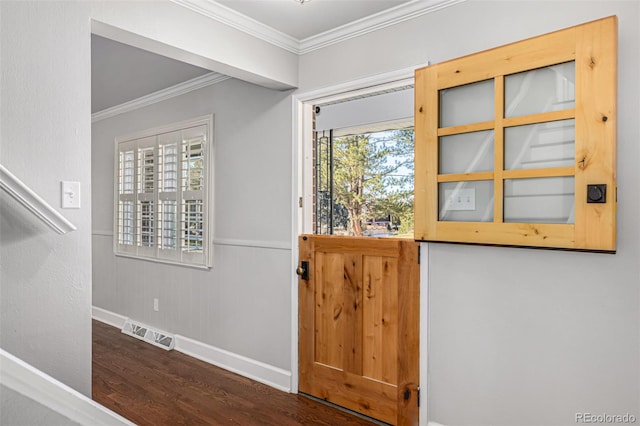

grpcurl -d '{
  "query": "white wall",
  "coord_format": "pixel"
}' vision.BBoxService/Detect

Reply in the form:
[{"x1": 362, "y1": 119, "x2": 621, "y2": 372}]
[
  {"x1": 0, "y1": 1, "x2": 94, "y2": 395},
  {"x1": 300, "y1": 1, "x2": 640, "y2": 424},
  {"x1": 1, "y1": 0, "x2": 296, "y2": 397},
  {"x1": 92, "y1": 78, "x2": 293, "y2": 370},
  {"x1": 89, "y1": 2, "x2": 298, "y2": 90}
]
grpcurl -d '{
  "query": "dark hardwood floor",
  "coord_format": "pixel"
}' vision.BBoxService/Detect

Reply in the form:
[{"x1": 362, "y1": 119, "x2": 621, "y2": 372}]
[{"x1": 92, "y1": 320, "x2": 377, "y2": 425}]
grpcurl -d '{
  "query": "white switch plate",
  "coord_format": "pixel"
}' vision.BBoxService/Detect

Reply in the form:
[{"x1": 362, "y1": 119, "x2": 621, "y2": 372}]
[
  {"x1": 61, "y1": 181, "x2": 81, "y2": 209},
  {"x1": 444, "y1": 188, "x2": 475, "y2": 211}
]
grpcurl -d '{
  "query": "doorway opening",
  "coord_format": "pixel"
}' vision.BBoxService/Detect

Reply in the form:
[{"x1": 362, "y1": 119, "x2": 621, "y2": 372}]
[
  {"x1": 292, "y1": 67, "x2": 422, "y2": 426},
  {"x1": 294, "y1": 72, "x2": 417, "y2": 237}
]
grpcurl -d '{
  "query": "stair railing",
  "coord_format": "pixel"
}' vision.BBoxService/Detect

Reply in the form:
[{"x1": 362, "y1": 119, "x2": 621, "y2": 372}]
[{"x1": 0, "y1": 164, "x2": 76, "y2": 234}]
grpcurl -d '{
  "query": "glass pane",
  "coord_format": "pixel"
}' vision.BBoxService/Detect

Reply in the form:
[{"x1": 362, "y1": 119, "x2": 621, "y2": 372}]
[
  {"x1": 315, "y1": 131, "x2": 332, "y2": 235},
  {"x1": 159, "y1": 200, "x2": 177, "y2": 250},
  {"x1": 182, "y1": 137, "x2": 204, "y2": 192},
  {"x1": 505, "y1": 61, "x2": 575, "y2": 118},
  {"x1": 440, "y1": 79, "x2": 494, "y2": 127},
  {"x1": 504, "y1": 177, "x2": 575, "y2": 224},
  {"x1": 137, "y1": 201, "x2": 155, "y2": 247},
  {"x1": 118, "y1": 200, "x2": 134, "y2": 246},
  {"x1": 182, "y1": 200, "x2": 204, "y2": 253},
  {"x1": 439, "y1": 181, "x2": 494, "y2": 222},
  {"x1": 504, "y1": 119, "x2": 575, "y2": 170},
  {"x1": 439, "y1": 130, "x2": 494, "y2": 174},
  {"x1": 158, "y1": 131, "x2": 180, "y2": 193},
  {"x1": 119, "y1": 150, "x2": 134, "y2": 195},
  {"x1": 137, "y1": 147, "x2": 155, "y2": 194}
]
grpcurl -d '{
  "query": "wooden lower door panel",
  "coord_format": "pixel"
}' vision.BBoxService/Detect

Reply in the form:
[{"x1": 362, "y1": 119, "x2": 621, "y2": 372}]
[
  {"x1": 299, "y1": 235, "x2": 420, "y2": 426},
  {"x1": 301, "y1": 364, "x2": 397, "y2": 424}
]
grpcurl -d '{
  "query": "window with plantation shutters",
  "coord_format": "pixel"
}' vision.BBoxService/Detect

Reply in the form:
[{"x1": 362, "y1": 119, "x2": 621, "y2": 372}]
[{"x1": 114, "y1": 115, "x2": 213, "y2": 268}]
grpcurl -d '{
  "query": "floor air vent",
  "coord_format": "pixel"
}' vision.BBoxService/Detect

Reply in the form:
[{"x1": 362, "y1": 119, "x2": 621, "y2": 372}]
[{"x1": 121, "y1": 319, "x2": 175, "y2": 351}]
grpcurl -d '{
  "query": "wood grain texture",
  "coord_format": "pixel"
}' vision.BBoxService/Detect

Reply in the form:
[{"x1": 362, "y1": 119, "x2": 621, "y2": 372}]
[
  {"x1": 574, "y1": 16, "x2": 617, "y2": 250},
  {"x1": 315, "y1": 251, "x2": 345, "y2": 368},
  {"x1": 396, "y1": 241, "x2": 420, "y2": 426},
  {"x1": 298, "y1": 235, "x2": 420, "y2": 425},
  {"x1": 93, "y1": 320, "x2": 376, "y2": 426},
  {"x1": 362, "y1": 255, "x2": 398, "y2": 384},
  {"x1": 414, "y1": 16, "x2": 617, "y2": 251},
  {"x1": 494, "y1": 75, "x2": 505, "y2": 223},
  {"x1": 344, "y1": 253, "x2": 364, "y2": 376},
  {"x1": 437, "y1": 172, "x2": 494, "y2": 183},
  {"x1": 503, "y1": 108, "x2": 575, "y2": 127},
  {"x1": 502, "y1": 167, "x2": 575, "y2": 180},
  {"x1": 437, "y1": 120, "x2": 495, "y2": 136},
  {"x1": 430, "y1": 23, "x2": 576, "y2": 89},
  {"x1": 432, "y1": 221, "x2": 575, "y2": 247},
  {"x1": 413, "y1": 67, "x2": 439, "y2": 241},
  {"x1": 413, "y1": 68, "x2": 429, "y2": 241}
]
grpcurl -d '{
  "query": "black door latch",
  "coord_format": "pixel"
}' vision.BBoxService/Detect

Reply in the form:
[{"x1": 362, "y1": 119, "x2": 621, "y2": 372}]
[{"x1": 296, "y1": 261, "x2": 309, "y2": 281}]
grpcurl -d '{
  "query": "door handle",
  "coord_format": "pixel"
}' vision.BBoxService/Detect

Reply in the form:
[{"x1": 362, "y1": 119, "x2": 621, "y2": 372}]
[{"x1": 296, "y1": 261, "x2": 309, "y2": 281}]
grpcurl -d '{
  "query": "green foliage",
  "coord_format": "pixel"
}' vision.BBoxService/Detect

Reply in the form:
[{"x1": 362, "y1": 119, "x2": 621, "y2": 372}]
[{"x1": 330, "y1": 128, "x2": 414, "y2": 236}]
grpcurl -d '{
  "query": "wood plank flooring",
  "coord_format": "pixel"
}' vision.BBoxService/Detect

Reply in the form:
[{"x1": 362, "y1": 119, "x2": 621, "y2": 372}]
[{"x1": 92, "y1": 320, "x2": 377, "y2": 425}]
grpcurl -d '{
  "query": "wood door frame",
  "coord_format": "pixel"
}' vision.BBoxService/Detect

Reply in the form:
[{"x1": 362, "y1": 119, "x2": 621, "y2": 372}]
[{"x1": 290, "y1": 65, "x2": 429, "y2": 424}]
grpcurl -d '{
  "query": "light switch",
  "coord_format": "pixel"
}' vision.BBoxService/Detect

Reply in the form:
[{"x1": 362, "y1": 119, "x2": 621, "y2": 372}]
[
  {"x1": 61, "y1": 181, "x2": 81, "y2": 209},
  {"x1": 445, "y1": 188, "x2": 475, "y2": 211}
]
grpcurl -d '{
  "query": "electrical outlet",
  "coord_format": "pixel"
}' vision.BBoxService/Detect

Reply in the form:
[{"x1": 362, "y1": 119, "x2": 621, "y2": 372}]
[{"x1": 153, "y1": 298, "x2": 159, "y2": 312}]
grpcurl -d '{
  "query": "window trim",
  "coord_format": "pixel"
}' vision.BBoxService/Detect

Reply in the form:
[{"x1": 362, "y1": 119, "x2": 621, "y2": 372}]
[{"x1": 113, "y1": 115, "x2": 214, "y2": 268}]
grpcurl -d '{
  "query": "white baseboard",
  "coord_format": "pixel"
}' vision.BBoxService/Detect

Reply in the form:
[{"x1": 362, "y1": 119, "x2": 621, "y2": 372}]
[
  {"x1": 92, "y1": 306, "x2": 127, "y2": 329},
  {"x1": 91, "y1": 306, "x2": 292, "y2": 393},
  {"x1": 175, "y1": 335, "x2": 292, "y2": 392}
]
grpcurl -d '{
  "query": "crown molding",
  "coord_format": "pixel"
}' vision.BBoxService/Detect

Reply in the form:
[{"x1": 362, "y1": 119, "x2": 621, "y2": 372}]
[
  {"x1": 92, "y1": 72, "x2": 230, "y2": 123},
  {"x1": 171, "y1": 0, "x2": 465, "y2": 56},
  {"x1": 299, "y1": 0, "x2": 466, "y2": 54},
  {"x1": 170, "y1": 0, "x2": 300, "y2": 54}
]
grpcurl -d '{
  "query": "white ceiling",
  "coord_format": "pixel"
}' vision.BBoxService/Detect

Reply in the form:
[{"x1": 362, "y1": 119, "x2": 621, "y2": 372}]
[
  {"x1": 91, "y1": 0, "x2": 416, "y2": 113},
  {"x1": 215, "y1": 0, "x2": 412, "y2": 40}
]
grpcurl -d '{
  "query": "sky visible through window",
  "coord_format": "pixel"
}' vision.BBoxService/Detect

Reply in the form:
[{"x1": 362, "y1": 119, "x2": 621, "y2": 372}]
[{"x1": 315, "y1": 127, "x2": 414, "y2": 238}]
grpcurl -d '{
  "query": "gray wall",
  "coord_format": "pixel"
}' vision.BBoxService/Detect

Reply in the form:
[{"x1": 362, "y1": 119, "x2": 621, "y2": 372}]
[
  {"x1": 1, "y1": 0, "x2": 296, "y2": 398},
  {"x1": 299, "y1": 1, "x2": 639, "y2": 424},
  {"x1": 0, "y1": 386, "x2": 80, "y2": 426},
  {"x1": 0, "y1": 1, "x2": 93, "y2": 395},
  {"x1": 92, "y1": 78, "x2": 293, "y2": 369},
  {"x1": 3, "y1": 1, "x2": 638, "y2": 424}
]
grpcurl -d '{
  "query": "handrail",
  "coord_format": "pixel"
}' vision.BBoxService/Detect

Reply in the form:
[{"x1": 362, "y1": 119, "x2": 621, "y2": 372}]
[
  {"x1": 0, "y1": 164, "x2": 76, "y2": 234},
  {"x1": 0, "y1": 348, "x2": 134, "y2": 425}
]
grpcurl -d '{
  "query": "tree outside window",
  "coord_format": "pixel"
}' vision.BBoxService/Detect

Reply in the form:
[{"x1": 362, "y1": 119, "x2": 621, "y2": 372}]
[{"x1": 315, "y1": 127, "x2": 414, "y2": 238}]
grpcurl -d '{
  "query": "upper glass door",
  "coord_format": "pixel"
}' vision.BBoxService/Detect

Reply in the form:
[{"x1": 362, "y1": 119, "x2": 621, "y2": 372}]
[{"x1": 414, "y1": 16, "x2": 617, "y2": 251}]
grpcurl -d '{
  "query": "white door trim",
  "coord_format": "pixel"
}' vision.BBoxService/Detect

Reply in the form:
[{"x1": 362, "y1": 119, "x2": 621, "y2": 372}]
[{"x1": 289, "y1": 63, "x2": 428, "y2": 424}]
